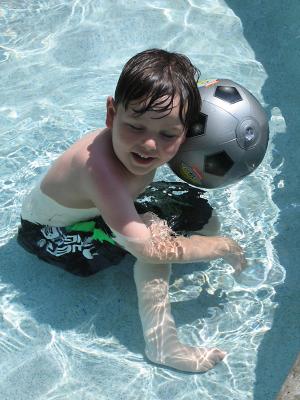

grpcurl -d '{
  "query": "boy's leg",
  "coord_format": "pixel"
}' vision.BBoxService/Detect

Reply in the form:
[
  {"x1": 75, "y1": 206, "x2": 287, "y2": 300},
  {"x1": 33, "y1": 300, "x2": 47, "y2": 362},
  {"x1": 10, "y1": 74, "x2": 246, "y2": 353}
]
[
  {"x1": 134, "y1": 260, "x2": 226, "y2": 372},
  {"x1": 188, "y1": 209, "x2": 220, "y2": 236}
]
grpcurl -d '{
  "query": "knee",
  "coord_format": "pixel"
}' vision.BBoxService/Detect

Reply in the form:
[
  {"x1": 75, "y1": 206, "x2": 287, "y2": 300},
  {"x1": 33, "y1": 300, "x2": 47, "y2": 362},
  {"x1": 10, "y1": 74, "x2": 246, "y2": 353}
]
[
  {"x1": 189, "y1": 210, "x2": 221, "y2": 236},
  {"x1": 134, "y1": 260, "x2": 172, "y2": 283}
]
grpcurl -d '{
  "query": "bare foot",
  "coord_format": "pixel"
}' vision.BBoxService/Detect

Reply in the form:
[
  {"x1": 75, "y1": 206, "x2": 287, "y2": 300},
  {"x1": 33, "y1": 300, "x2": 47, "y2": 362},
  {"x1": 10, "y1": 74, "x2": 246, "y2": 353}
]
[{"x1": 146, "y1": 342, "x2": 226, "y2": 373}]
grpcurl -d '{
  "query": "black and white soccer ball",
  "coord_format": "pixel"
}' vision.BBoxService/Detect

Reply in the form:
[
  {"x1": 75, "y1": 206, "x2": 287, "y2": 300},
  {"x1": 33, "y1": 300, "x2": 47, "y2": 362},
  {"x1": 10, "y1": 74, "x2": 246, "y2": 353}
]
[{"x1": 168, "y1": 79, "x2": 269, "y2": 189}]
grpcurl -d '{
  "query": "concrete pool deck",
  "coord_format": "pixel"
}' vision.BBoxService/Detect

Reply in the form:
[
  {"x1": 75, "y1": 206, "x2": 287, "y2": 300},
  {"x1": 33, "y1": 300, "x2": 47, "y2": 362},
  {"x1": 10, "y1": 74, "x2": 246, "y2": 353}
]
[{"x1": 277, "y1": 354, "x2": 300, "y2": 400}]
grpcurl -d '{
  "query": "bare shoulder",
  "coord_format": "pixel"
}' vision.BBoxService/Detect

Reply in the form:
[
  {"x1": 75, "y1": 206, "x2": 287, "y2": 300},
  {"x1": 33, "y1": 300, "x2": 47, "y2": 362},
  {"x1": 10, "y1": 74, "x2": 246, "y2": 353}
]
[
  {"x1": 76, "y1": 128, "x2": 123, "y2": 187},
  {"x1": 78, "y1": 130, "x2": 155, "y2": 236},
  {"x1": 79, "y1": 129, "x2": 154, "y2": 199},
  {"x1": 40, "y1": 128, "x2": 105, "y2": 206},
  {"x1": 71, "y1": 128, "x2": 106, "y2": 165}
]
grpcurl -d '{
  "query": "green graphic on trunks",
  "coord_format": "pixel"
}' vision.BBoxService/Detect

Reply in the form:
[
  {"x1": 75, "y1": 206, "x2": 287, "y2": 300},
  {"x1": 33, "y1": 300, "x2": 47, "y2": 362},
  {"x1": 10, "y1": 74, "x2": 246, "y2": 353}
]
[{"x1": 66, "y1": 221, "x2": 116, "y2": 245}]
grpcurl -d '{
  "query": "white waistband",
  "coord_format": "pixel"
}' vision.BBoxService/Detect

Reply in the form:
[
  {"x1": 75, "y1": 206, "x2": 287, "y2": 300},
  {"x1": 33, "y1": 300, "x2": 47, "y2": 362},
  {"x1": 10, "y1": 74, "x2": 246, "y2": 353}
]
[{"x1": 21, "y1": 185, "x2": 100, "y2": 227}]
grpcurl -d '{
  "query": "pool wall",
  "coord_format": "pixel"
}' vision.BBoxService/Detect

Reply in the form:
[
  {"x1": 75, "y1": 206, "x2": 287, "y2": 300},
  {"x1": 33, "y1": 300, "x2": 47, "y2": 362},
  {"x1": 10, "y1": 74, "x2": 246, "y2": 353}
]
[{"x1": 225, "y1": 1, "x2": 300, "y2": 398}]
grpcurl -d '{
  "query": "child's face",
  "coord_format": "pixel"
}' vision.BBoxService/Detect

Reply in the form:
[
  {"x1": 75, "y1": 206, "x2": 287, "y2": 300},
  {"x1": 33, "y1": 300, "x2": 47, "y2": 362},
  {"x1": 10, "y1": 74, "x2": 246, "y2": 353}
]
[{"x1": 106, "y1": 96, "x2": 186, "y2": 176}]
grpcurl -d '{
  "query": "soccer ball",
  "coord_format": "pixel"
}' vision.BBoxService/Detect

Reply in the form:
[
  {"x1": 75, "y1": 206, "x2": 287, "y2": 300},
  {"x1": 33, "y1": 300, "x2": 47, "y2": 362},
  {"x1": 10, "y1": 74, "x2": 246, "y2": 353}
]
[{"x1": 168, "y1": 79, "x2": 269, "y2": 189}]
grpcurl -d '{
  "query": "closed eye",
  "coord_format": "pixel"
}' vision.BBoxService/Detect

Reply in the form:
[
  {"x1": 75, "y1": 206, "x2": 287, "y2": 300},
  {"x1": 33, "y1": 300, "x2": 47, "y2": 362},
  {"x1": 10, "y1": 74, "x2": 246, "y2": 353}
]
[
  {"x1": 160, "y1": 131, "x2": 178, "y2": 139},
  {"x1": 127, "y1": 123, "x2": 144, "y2": 131}
]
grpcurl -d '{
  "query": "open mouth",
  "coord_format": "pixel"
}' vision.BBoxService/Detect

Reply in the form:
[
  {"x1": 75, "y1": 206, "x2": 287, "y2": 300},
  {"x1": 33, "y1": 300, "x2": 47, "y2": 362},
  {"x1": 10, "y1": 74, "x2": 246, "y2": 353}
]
[{"x1": 132, "y1": 152, "x2": 156, "y2": 165}]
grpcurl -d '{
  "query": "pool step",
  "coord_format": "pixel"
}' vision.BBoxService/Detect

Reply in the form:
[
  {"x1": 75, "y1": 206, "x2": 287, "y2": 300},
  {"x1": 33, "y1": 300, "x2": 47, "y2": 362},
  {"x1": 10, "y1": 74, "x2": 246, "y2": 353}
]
[{"x1": 276, "y1": 353, "x2": 300, "y2": 400}]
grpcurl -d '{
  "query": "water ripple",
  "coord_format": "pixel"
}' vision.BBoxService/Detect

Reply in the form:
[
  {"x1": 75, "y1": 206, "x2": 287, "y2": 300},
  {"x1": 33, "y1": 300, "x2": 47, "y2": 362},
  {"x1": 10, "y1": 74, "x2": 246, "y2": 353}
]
[{"x1": 0, "y1": 0, "x2": 285, "y2": 399}]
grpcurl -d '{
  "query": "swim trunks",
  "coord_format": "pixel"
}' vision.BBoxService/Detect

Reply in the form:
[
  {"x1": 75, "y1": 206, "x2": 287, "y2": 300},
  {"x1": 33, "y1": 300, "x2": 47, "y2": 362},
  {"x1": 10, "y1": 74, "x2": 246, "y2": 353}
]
[{"x1": 17, "y1": 181, "x2": 213, "y2": 276}]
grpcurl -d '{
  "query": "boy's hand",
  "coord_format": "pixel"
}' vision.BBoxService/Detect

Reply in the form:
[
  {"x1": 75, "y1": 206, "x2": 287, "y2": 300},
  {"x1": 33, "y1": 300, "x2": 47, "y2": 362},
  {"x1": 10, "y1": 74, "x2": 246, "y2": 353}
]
[{"x1": 221, "y1": 237, "x2": 247, "y2": 275}]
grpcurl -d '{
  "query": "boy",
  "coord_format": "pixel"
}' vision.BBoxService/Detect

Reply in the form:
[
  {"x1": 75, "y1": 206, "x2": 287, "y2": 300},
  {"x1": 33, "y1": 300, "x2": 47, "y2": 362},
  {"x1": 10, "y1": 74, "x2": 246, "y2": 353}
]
[{"x1": 18, "y1": 49, "x2": 246, "y2": 373}]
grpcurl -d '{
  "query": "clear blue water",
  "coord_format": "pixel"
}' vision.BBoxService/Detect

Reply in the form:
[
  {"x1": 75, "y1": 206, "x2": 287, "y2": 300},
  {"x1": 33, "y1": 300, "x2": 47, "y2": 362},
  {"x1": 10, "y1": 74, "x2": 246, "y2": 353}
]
[{"x1": 0, "y1": 1, "x2": 299, "y2": 399}]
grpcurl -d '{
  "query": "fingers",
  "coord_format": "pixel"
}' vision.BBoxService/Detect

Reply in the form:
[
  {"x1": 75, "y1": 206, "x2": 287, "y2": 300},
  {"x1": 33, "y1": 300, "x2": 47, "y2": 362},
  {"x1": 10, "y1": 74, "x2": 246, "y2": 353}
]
[{"x1": 222, "y1": 237, "x2": 247, "y2": 275}]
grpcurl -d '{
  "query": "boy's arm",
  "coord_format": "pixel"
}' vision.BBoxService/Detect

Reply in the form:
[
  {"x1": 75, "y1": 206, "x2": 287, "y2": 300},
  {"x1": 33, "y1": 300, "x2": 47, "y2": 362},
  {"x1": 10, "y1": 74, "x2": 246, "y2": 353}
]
[
  {"x1": 82, "y1": 168, "x2": 246, "y2": 272},
  {"x1": 112, "y1": 223, "x2": 246, "y2": 274}
]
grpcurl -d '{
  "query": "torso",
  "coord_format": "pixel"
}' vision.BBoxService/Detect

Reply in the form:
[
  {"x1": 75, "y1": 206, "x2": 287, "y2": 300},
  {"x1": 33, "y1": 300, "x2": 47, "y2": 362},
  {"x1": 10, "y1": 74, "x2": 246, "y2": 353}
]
[{"x1": 40, "y1": 129, "x2": 155, "y2": 210}]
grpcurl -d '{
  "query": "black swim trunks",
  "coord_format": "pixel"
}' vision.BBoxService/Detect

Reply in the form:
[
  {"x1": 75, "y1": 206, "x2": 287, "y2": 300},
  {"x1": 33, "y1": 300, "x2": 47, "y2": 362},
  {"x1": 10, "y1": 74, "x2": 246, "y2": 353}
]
[{"x1": 17, "y1": 181, "x2": 212, "y2": 276}]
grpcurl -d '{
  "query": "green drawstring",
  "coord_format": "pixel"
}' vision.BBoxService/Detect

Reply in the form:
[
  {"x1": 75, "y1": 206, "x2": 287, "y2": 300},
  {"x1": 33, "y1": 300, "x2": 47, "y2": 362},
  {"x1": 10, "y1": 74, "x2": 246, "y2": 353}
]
[{"x1": 66, "y1": 221, "x2": 116, "y2": 245}]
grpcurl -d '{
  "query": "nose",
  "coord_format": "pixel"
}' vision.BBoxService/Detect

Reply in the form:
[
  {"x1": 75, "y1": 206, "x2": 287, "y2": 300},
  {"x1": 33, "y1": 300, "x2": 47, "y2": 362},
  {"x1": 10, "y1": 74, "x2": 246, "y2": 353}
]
[{"x1": 141, "y1": 136, "x2": 157, "y2": 152}]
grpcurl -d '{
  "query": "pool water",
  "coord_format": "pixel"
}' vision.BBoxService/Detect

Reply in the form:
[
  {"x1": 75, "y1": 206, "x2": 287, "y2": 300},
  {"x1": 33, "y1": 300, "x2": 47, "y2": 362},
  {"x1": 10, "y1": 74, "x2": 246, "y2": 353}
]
[{"x1": 0, "y1": 1, "x2": 298, "y2": 399}]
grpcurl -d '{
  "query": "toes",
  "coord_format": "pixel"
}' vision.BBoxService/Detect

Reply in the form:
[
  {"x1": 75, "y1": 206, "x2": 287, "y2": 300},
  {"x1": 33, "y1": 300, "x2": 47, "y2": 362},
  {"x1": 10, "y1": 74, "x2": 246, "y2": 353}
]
[
  {"x1": 145, "y1": 345, "x2": 226, "y2": 373},
  {"x1": 196, "y1": 348, "x2": 227, "y2": 371},
  {"x1": 210, "y1": 348, "x2": 227, "y2": 362}
]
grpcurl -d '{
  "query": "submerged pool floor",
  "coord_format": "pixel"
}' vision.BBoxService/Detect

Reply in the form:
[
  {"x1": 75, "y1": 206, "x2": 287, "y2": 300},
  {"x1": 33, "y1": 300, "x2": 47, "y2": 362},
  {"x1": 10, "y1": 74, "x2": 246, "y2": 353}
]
[{"x1": 1, "y1": 1, "x2": 299, "y2": 399}]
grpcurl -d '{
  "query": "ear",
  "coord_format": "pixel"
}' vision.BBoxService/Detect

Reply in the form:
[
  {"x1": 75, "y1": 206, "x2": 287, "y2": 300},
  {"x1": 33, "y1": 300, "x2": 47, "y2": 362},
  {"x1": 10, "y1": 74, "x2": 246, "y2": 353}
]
[
  {"x1": 180, "y1": 131, "x2": 187, "y2": 145},
  {"x1": 106, "y1": 96, "x2": 116, "y2": 129}
]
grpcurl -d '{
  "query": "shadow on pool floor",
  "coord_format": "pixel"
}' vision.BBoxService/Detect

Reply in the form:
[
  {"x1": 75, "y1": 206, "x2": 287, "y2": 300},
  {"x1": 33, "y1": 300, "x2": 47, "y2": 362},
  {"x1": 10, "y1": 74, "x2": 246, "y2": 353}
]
[
  {"x1": 225, "y1": 1, "x2": 300, "y2": 399},
  {"x1": 0, "y1": 235, "x2": 224, "y2": 362}
]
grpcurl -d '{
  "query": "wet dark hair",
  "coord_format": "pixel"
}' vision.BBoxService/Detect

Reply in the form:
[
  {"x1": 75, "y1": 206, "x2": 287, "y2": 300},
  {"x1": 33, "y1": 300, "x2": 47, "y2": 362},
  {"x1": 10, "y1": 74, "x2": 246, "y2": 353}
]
[{"x1": 114, "y1": 49, "x2": 201, "y2": 133}]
